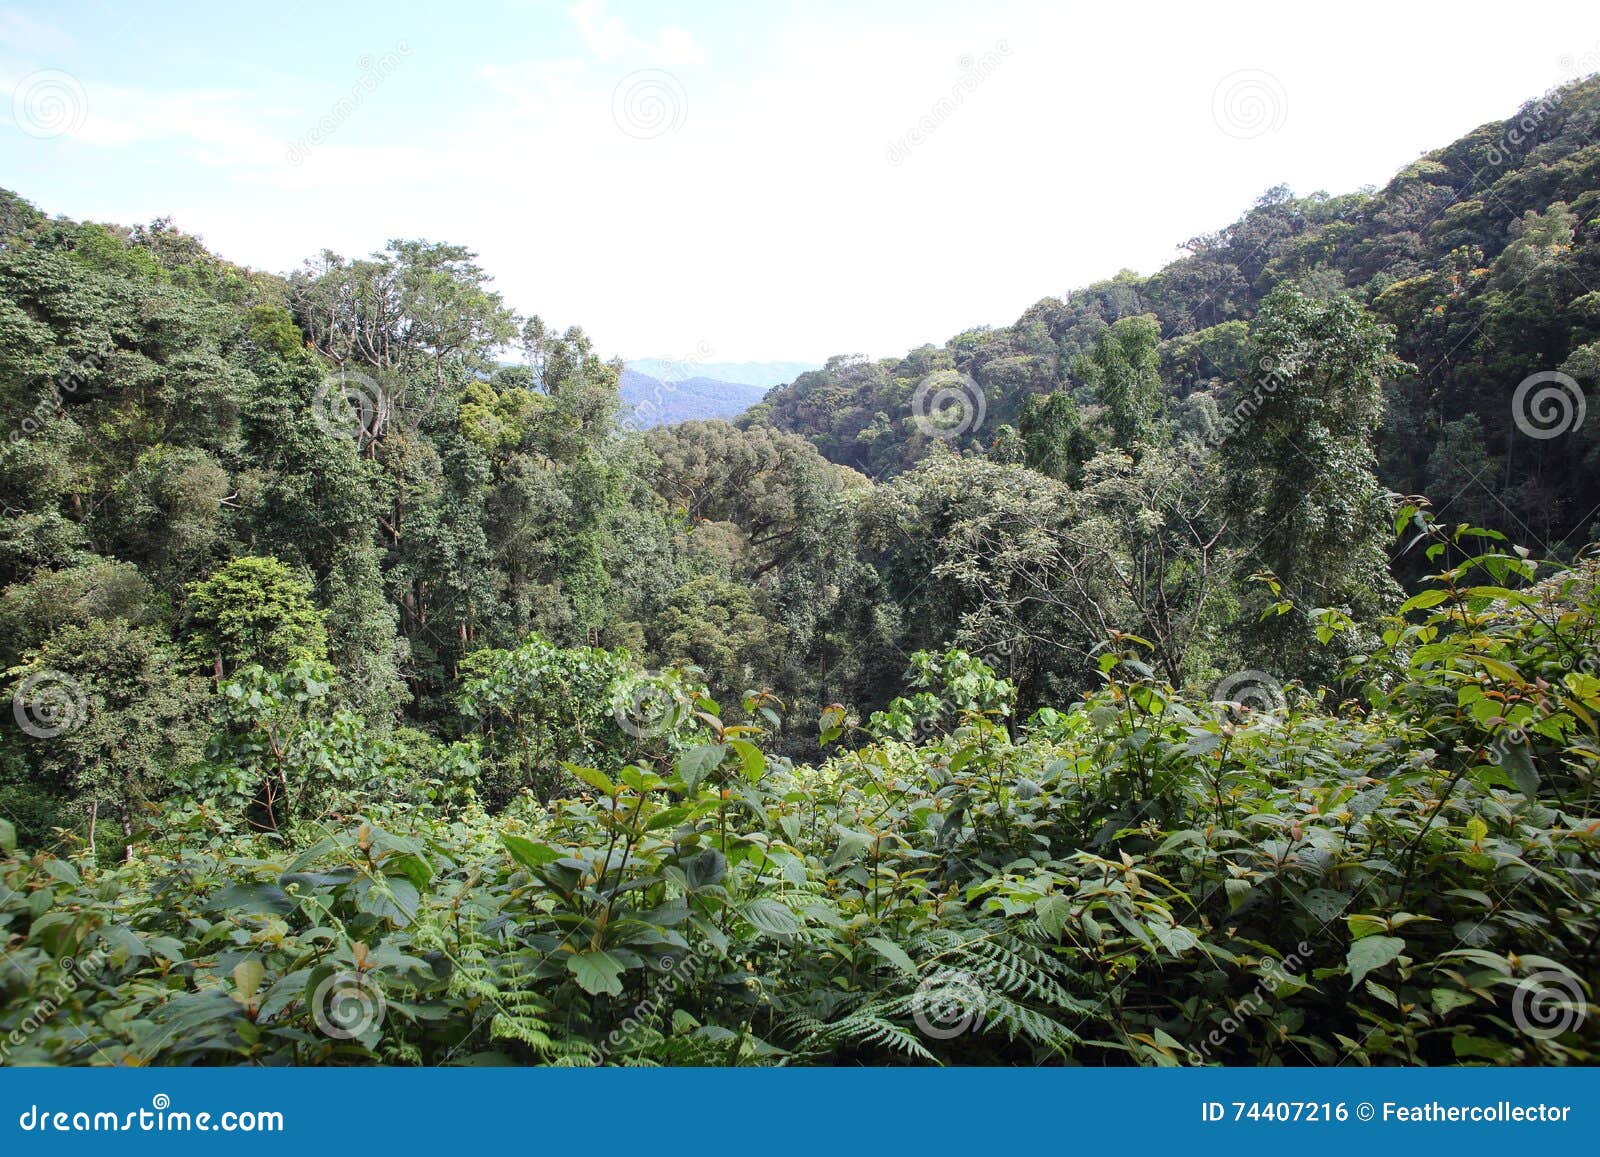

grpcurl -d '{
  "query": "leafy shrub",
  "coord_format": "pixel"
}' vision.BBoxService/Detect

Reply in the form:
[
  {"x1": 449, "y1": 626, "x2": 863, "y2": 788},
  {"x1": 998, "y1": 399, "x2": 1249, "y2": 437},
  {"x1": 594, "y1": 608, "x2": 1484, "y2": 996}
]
[{"x1": 1, "y1": 539, "x2": 1595, "y2": 1066}]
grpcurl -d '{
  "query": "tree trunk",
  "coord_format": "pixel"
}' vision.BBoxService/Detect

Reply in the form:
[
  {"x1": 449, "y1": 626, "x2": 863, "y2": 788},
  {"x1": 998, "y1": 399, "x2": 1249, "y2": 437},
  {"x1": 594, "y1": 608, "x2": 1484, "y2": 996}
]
[{"x1": 118, "y1": 793, "x2": 133, "y2": 863}]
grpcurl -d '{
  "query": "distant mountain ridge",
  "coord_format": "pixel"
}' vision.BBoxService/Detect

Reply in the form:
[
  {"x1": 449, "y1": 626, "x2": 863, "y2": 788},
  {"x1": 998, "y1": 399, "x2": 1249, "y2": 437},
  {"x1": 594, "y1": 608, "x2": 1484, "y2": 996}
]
[
  {"x1": 619, "y1": 368, "x2": 770, "y2": 429},
  {"x1": 627, "y1": 358, "x2": 819, "y2": 388},
  {"x1": 760, "y1": 70, "x2": 1600, "y2": 560}
]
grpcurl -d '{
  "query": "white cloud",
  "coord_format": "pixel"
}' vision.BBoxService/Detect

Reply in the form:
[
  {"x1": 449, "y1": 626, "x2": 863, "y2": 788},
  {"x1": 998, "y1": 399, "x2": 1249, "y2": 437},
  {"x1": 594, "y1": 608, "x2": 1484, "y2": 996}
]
[
  {"x1": 570, "y1": 0, "x2": 628, "y2": 60},
  {"x1": 570, "y1": 0, "x2": 704, "y2": 68},
  {"x1": 0, "y1": 10, "x2": 75, "y2": 57},
  {"x1": 6, "y1": 0, "x2": 1595, "y2": 362}
]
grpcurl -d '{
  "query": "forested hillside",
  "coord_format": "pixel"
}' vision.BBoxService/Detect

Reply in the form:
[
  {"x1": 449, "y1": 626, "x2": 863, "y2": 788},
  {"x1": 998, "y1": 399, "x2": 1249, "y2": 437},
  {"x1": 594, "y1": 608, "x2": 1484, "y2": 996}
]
[
  {"x1": 761, "y1": 75, "x2": 1600, "y2": 559},
  {"x1": 0, "y1": 76, "x2": 1596, "y2": 1067},
  {"x1": 619, "y1": 368, "x2": 768, "y2": 428}
]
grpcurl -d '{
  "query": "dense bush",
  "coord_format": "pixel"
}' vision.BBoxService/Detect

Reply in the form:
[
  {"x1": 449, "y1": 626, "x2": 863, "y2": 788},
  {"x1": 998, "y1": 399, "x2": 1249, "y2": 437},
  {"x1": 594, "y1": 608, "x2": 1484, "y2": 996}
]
[{"x1": 3, "y1": 534, "x2": 1594, "y2": 1066}]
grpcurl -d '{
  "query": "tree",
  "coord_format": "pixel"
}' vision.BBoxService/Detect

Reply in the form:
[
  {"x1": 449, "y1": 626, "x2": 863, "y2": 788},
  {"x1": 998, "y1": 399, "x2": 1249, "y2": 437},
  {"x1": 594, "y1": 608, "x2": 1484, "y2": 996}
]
[
  {"x1": 1079, "y1": 445, "x2": 1236, "y2": 684},
  {"x1": 1018, "y1": 392, "x2": 1095, "y2": 486},
  {"x1": 649, "y1": 575, "x2": 773, "y2": 698},
  {"x1": 289, "y1": 240, "x2": 518, "y2": 433},
  {"x1": 1077, "y1": 314, "x2": 1164, "y2": 454},
  {"x1": 7, "y1": 620, "x2": 204, "y2": 859},
  {"x1": 185, "y1": 556, "x2": 329, "y2": 677},
  {"x1": 291, "y1": 240, "x2": 517, "y2": 380},
  {"x1": 852, "y1": 452, "x2": 1121, "y2": 707},
  {"x1": 1224, "y1": 288, "x2": 1403, "y2": 671}
]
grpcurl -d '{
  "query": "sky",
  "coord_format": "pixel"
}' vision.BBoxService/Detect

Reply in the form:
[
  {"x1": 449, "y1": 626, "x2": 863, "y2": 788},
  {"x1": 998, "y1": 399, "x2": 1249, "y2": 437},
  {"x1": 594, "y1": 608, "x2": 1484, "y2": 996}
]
[{"x1": 2, "y1": 0, "x2": 1599, "y2": 364}]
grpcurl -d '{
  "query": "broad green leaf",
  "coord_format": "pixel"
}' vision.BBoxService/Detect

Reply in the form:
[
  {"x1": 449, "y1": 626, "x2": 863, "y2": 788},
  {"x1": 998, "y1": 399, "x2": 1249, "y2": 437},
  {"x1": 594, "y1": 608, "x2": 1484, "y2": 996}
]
[
  {"x1": 1346, "y1": 935, "x2": 1405, "y2": 988},
  {"x1": 677, "y1": 744, "x2": 727, "y2": 791},
  {"x1": 1398, "y1": 588, "x2": 1450, "y2": 613},
  {"x1": 566, "y1": 950, "x2": 626, "y2": 996},
  {"x1": 728, "y1": 739, "x2": 765, "y2": 783},
  {"x1": 1496, "y1": 740, "x2": 1539, "y2": 795},
  {"x1": 566, "y1": 764, "x2": 617, "y2": 796},
  {"x1": 1346, "y1": 913, "x2": 1388, "y2": 940},
  {"x1": 865, "y1": 936, "x2": 917, "y2": 977},
  {"x1": 503, "y1": 835, "x2": 562, "y2": 871},
  {"x1": 741, "y1": 898, "x2": 801, "y2": 936},
  {"x1": 232, "y1": 959, "x2": 265, "y2": 1001},
  {"x1": 1035, "y1": 894, "x2": 1073, "y2": 939},
  {"x1": 684, "y1": 848, "x2": 726, "y2": 890}
]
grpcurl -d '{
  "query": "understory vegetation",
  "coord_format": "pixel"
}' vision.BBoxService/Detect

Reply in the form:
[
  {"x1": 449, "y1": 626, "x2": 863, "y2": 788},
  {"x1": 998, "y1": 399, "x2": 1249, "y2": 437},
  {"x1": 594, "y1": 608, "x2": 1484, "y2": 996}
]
[
  {"x1": 2, "y1": 76, "x2": 1599, "y2": 1066},
  {"x1": 2, "y1": 530, "x2": 1598, "y2": 1065}
]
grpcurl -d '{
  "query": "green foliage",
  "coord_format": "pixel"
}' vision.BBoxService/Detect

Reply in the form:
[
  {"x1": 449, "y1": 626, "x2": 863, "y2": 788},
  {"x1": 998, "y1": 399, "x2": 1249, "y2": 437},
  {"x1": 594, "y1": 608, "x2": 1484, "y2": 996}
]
[
  {"x1": 1222, "y1": 287, "x2": 1405, "y2": 679},
  {"x1": 762, "y1": 76, "x2": 1600, "y2": 563},
  {"x1": 1078, "y1": 314, "x2": 1164, "y2": 453},
  {"x1": 184, "y1": 556, "x2": 330, "y2": 676},
  {"x1": 2, "y1": 75, "x2": 1600, "y2": 1068},
  {"x1": 457, "y1": 635, "x2": 701, "y2": 804},
  {"x1": 1018, "y1": 393, "x2": 1094, "y2": 486},
  {"x1": 5, "y1": 619, "x2": 205, "y2": 859},
  {"x1": 2, "y1": 546, "x2": 1594, "y2": 1065}
]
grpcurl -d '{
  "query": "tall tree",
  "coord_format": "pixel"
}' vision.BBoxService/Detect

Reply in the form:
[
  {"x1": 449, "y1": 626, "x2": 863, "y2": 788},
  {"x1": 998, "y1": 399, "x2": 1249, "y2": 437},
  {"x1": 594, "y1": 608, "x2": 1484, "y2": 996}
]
[
  {"x1": 1077, "y1": 314, "x2": 1164, "y2": 453},
  {"x1": 1224, "y1": 288, "x2": 1403, "y2": 669}
]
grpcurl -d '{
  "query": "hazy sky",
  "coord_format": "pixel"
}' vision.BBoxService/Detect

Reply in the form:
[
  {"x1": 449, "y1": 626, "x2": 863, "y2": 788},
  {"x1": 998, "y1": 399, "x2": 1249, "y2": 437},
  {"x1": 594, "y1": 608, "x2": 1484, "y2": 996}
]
[{"x1": 3, "y1": 0, "x2": 1599, "y2": 362}]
